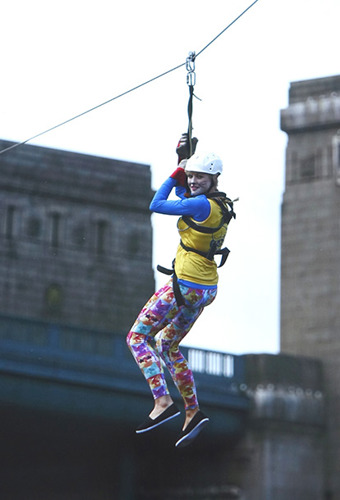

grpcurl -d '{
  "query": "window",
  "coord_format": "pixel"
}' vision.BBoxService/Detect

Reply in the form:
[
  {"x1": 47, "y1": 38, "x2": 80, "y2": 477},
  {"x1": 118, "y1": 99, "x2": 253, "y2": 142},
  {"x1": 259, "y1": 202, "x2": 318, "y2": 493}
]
[
  {"x1": 95, "y1": 220, "x2": 107, "y2": 256},
  {"x1": 300, "y1": 156, "x2": 316, "y2": 180},
  {"x1": 332, "y1": 133, "x2": 340, "y2": 185},
  {"x1": 5, "y1": 205, "x2": 16, "y2": 239},
  {"x1": 333, "y1": 134, "x2": 340, "y2": 169},
  {"x1": 50, "y1": 213, "x2": 61, "y2": 248},
  {"x1": 45, "y1": 284, "x2": 63, "y2": 316},
  {"x1": 127, "y1": 231, "x2": 140, "y2": 255}
]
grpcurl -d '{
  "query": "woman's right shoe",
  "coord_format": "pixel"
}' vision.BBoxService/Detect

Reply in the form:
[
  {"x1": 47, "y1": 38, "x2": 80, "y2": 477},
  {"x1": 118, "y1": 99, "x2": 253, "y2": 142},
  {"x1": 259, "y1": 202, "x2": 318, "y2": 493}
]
[
  {"x1": 135, "y1": 403, "x2": 181, "y2": 434},
  {"x1": 175, "y1": 410, "x2": 209, "y2": 448}
]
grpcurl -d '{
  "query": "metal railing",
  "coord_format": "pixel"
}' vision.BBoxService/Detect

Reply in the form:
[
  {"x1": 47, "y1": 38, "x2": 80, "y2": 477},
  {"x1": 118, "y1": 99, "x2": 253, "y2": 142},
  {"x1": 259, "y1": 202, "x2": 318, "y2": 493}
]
[
  {"x1": 188, "y1": 348, "x2": 235, "y2": 378},
  {"x1": 0, "y1": 313, "x2": 249, "y2": 415},
  {"x1": 0, "y1": 312, "x2": 245, "y2": 389}
]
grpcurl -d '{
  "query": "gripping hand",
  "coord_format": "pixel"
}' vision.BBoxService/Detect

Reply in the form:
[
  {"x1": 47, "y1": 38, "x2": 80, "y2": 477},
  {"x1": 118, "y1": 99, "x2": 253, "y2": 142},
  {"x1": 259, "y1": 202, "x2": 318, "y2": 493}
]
[{"x1": 176, "y1": 133, "x2": 198, "y2": 163}]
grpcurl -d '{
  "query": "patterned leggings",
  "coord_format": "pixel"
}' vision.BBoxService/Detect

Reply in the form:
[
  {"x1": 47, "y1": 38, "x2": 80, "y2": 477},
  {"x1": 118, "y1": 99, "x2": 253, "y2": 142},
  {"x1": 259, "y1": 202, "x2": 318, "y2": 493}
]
[{"x1": 126, "y1": 279, "x2": 217, "y2": 410}]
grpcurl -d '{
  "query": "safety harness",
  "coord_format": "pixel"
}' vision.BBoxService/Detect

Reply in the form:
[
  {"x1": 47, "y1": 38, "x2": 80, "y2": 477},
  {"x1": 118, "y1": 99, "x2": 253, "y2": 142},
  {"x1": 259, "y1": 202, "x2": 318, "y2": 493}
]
[
  {"x1": 180, "y1": 192, "x2": 235, "y2": 268},
  {"x1": 157, "y1": 192, "x2": 236, "y2": 307}
]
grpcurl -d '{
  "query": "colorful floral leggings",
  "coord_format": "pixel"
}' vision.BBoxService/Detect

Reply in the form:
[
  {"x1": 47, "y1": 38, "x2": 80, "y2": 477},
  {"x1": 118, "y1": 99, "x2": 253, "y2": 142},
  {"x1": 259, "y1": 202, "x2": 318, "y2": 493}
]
[{"x1": 126, "y1": 279, "x2": 217, "y2": 410}]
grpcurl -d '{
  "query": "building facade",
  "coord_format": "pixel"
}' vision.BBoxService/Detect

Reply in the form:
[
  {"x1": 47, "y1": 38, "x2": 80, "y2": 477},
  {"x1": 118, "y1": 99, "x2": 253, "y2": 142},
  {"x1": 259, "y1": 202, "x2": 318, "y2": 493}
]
[
  {"x1": 280, "y1": 75, "x2": 340, "y2": 499},
  {"x1": 0, "y1": 140, "x2": 155, "y2": 334}
]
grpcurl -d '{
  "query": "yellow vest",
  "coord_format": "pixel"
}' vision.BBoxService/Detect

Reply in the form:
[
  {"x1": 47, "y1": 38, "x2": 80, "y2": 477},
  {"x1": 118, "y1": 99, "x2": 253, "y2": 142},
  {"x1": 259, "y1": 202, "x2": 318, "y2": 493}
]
[{"x1": 174, "y1": 198, "x2": 228, "y2": 286}]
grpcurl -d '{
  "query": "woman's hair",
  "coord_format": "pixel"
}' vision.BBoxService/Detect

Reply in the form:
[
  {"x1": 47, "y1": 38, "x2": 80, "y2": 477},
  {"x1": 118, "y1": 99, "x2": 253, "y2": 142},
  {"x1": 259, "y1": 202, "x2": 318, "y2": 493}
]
[{"x1": 210, "y1": 173, "x2": 219, "y2": 191}]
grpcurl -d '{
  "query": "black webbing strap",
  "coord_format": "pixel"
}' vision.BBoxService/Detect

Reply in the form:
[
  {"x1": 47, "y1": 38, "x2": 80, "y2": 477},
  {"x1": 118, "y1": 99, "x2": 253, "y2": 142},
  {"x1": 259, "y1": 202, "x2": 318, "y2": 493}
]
[
  {"x1": 186, "y1": 51, "x2": 196, "y2": 158},
  {"x1": 181, "y1": 214, "x2": 229, "y2": 234},
  {"x1": 156, "y1": 265, "x2": 173, "y2": 276},
  {"x1": 156, "y1": 264, "x2": 185, "y2": 307},
  {"x1": 180, "y1": 240, "x2": 230, "y2": 268},
  {"x1": 215, "y1": 247, "x2": 230, "y2": 268},
  {"x1": 181, "y1": 197, "x2": 235, "y2": 234},
  {"x1": 187, "y1": 84, "x2": 194, "y2": 157}
]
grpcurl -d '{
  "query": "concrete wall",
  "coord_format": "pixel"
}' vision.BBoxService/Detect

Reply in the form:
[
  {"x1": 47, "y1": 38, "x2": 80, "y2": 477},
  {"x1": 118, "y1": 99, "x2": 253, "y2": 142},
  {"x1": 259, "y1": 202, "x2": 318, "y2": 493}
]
[
  {"x1": 280, "y1": 75, "x2": 340, "y2": 499},
  {"x1": 0, "y1": 140, "x2": 155, "y2": 334},
  {"x1": 233, "y1": 354, "x2": 325, "y2": 500}
]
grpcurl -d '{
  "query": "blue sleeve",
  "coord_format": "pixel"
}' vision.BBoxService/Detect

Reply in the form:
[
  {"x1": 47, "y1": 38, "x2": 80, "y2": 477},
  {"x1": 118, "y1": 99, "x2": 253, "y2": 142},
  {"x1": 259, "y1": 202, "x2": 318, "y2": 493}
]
[
  {"x1": 149, "y1": 177, "x2": 211, "y2": 222},
  {"x1": 175, "y1": 185, "x2": 187, "y2": 200}
]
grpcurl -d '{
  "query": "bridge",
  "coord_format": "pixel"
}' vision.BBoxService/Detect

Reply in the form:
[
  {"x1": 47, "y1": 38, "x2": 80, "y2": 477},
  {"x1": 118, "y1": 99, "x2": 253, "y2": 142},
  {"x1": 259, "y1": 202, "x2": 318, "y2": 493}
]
[{"x1": 0, "y1": 313, "x2": 250, "y2": 499}]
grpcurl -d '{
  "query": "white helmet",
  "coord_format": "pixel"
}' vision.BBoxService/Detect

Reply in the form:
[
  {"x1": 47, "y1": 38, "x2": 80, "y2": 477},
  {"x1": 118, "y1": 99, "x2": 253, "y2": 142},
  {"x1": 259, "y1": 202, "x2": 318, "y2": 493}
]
[{"x1": 184, "y1": 152, "x2": 223, "y2": 175}]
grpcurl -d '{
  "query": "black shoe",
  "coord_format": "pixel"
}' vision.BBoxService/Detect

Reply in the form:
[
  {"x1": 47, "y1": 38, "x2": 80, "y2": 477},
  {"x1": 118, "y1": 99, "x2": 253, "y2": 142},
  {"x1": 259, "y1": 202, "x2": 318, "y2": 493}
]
[
  {"x1": 136, "y1": 404, "x2": 181, "y2": 434},
  {"x1": 175, "y1": 411, "x2": 209, "y2": 448}
]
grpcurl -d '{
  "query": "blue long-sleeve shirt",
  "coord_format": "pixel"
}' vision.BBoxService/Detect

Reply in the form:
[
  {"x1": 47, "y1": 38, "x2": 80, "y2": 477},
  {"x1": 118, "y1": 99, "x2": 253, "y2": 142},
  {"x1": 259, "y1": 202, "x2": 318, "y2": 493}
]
[{"x1": 149, "y1": 177, "x2": 211, "y2": 222}]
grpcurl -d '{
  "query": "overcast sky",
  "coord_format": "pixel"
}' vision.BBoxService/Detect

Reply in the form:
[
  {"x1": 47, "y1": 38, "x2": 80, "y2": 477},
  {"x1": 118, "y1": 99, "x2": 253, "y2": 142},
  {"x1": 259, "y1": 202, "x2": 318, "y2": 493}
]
[{"x1": 1, "y1": 0, "x2": 339, "y2": 354}]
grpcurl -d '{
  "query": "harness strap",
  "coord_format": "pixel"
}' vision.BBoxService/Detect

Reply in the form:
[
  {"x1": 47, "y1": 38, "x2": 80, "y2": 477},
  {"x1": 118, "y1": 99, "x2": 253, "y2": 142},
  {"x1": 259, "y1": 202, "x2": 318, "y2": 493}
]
[
  {"x1": 186, "y1": 51, "x2": 196, "y2": 157},
  {"x1": 179, "y1": 196, "x2": 234, "y2": 267},
  {"x1": 156, "y1": 263, "x2": 185, "y2": 307},
  {"x1": 181, "y1": 197, "x2": 235, "y2": 234},
  {"x1": 180, "y1": 240, "x2": 230, "y2": 268}
]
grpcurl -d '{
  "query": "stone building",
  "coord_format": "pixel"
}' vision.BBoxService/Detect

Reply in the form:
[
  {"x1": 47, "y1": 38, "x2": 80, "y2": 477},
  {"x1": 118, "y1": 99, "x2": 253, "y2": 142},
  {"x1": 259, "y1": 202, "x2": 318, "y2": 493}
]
[
  {"x1": 280, "y1": 74, "x2": 340, "y2": 499},
  {"x1": 0, "y1": 140, "x2": 155, "y2": 334}
]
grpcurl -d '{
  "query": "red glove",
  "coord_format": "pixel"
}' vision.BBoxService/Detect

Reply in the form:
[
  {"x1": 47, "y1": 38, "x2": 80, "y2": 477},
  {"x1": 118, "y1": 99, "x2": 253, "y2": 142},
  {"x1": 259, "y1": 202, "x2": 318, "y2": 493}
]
[
  {"x1": 170, "y1": 166, "x2": 187, "y2": 187},
  {"x1": 176, "y1": 133, "x2": 198, "y2": 164}
]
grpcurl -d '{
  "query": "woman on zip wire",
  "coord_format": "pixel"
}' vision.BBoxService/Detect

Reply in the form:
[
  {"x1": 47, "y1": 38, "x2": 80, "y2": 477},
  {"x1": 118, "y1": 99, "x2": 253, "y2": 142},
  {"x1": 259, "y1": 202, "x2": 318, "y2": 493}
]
[{"x1": 126, "y1": 133, "x2": 235, "y2": 447}]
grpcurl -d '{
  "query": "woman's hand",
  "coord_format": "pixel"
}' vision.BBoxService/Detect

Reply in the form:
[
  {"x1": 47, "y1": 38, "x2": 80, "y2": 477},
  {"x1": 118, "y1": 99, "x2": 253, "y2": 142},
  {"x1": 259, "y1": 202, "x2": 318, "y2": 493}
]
[
  {"x1": 176, "y1": 133, "x2": 198, "y2": 163},
  {"x1": 170, "y1": 161, "x2": 187, "y2": 187}
]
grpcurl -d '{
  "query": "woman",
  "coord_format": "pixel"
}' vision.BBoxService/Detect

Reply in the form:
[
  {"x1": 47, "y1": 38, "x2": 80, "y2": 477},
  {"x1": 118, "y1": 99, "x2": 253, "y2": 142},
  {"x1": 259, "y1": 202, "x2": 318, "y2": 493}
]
[{"x1": 126, "y1": 135, "x2": 235, "y2": 448}]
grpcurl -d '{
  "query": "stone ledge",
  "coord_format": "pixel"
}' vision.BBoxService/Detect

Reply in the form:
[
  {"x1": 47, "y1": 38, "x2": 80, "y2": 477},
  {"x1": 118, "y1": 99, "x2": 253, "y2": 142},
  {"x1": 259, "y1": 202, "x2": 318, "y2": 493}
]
[
  {"x1": 280, "y1": 94, "x2": 340, "y2": 133},
  {"x1": 240, "y1": 353, "x2": 325, "y2": 426}
]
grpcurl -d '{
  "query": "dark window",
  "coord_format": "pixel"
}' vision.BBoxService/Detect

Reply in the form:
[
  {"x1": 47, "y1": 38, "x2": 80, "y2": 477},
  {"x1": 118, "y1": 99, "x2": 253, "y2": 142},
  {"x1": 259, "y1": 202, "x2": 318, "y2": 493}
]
[
  {"x1": 96, "y1": 220, "x2": 107, "y2": 256},
  {"x1": 127, "y1": 232, "x2": 140, "y2": 255},
  {"x1": 45, "y1": 284, "x2": 63, "y2": 316},
  {"x1": 300, "y1": 156, "x2": 315, "y2": 179},
  {"x1": 5, "y1": 205, "x2": 15, "y2": 239},
  {"x1": 51, "y1": 213, "x2": 61, "y2": 248}
]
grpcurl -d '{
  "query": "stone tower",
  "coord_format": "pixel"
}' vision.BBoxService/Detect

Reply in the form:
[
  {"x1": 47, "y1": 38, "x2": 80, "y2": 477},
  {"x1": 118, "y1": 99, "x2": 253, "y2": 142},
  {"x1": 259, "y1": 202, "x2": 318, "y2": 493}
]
[
  {"x1": 280, "y1": 75, "x2": 340, "y2": 499},
  {"x1": 0, "y1": 140, "x2": 155, "y2": 334}
]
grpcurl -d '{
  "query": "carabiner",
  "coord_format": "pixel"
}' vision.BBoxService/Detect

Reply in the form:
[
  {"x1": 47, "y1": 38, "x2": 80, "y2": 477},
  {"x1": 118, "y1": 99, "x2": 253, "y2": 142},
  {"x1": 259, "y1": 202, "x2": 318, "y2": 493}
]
[
  {"x1": 186, "y1": 72, "x2": 196, "y2": 87},
  {"x1": 186, "y1": 51, "x2": 196, "y2": 73},
  {"x1": 186, "y1": 52, "x2": 196, "y2": 88}
]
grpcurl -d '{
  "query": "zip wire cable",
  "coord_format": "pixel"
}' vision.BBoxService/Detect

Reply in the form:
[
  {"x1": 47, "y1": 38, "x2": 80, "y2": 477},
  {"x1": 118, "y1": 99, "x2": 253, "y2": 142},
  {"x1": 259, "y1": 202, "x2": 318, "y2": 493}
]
[
  {"x1": 0, "y1": 63, "x2": 186, "y2": 156},
  {"x1": 0, "y1": 0, "x2": 259, "y2": 156},
  {"x1": 185, "y1": 0, "x2": 260, "y2": 146},
  {"x1": 196, "y1": 0, "x2": 259, "y2": 58}
]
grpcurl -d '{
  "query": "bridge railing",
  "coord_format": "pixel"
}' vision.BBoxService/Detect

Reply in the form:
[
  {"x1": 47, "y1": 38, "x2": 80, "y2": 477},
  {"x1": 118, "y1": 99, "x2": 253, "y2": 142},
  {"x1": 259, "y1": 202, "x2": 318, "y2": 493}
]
[
  {"x1": 0, "y1": 313, "x2": 248, "y2": 411},
  {"x1": 187, "y1": 348, "x2": 235, "y2": 377}
]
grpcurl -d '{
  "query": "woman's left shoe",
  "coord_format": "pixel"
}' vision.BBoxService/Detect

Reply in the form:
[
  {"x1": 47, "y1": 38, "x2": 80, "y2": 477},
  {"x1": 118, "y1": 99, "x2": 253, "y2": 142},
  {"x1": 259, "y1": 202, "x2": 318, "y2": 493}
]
[
  {"x1": 175, "y1": 411, "x2": 210, "y2": 448},
  {"x1": 136, "y1": 403, "x2": 180, "y2": 434}
]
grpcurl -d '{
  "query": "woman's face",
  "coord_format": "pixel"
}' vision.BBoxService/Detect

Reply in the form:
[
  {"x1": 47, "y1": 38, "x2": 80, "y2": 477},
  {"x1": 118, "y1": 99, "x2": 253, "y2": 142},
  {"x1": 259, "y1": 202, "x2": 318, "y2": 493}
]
[{"x1": 186, "y1": 171, "x2": 213, "y2": 196}]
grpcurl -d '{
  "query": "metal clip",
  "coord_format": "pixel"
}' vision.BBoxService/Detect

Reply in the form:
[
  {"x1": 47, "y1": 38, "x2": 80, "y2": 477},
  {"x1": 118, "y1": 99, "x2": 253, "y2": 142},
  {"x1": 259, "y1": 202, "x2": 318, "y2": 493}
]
[
  {"x1": 186, "y1": 51, "x2": 196, "y2": 87},
  {"x1": 186, "y1": 72, "x2": 196, "y2": 87},
  {"x1": 186, "y1": 51, "x2": 196, "y2": 73}
]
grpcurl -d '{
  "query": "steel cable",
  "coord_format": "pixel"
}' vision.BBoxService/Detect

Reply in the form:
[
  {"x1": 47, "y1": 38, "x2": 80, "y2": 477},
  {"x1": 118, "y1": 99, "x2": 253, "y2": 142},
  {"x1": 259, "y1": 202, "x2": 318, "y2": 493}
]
[{"x1": 0, "y1": 0, "x2": 259, "y2": 156}]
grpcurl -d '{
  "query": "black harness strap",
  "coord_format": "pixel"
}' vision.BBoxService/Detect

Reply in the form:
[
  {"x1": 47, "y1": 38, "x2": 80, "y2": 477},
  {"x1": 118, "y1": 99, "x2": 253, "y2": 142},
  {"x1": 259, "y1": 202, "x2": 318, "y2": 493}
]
[
  {"x1": 181, "y1": 194, "x2": 235, "y2": 233},
  {"x1": 187, "y1": 84, "x2": 194, "y2": 157},
  {"x1": 186, "y1": 52, "x2": 196, "y2": 158},
  {"x1": 180, "y1": 240, "x2": 230, "y2": 268},
  {"x1": 179, "y1": 194, "x2": 235, "y2": 267},
  {"x1": 156, "y1": 263, "x2": 185, "y2": 307}
]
